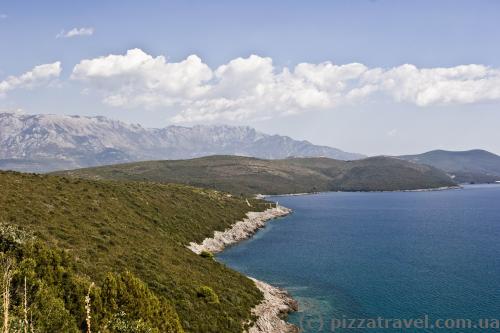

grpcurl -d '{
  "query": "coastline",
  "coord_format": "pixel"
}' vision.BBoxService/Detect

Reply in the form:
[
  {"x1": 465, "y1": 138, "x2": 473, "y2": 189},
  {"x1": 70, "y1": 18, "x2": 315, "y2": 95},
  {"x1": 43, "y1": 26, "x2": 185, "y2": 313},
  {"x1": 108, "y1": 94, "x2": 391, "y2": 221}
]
[
  {"x1": 187, "y1": 206, "x2": 299, "y2": 333},
  {"x1": 256, "y1": 185, "x2": 462, "y2": 198},
  {"x1": 187, "y1": 206, "x2": 292, "y2": 254},
  {"x1": 186, "y1": 184, "x2": 462, "y2": 332},
  {"x1": 248, "y1": 278, "x2": 299, "y2": 333}
]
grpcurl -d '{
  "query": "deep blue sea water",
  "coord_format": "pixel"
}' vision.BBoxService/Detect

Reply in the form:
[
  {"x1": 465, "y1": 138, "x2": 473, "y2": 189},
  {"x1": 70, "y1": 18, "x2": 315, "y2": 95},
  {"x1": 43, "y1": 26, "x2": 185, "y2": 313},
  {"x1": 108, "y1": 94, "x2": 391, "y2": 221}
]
[{"x1": 218, "y1": 185, "x2": 500, "y2": 332}]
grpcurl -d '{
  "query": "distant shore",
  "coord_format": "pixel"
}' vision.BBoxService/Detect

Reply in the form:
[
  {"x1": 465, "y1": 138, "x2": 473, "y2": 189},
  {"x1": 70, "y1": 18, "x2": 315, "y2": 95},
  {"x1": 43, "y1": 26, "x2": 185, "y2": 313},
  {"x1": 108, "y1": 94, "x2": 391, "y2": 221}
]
[
  {"x1": 257, "y1": 185, "x2": 463, "y2": 198},
  {"x1": 187, "y1": 206, "x2": 299, "y2": 333}
]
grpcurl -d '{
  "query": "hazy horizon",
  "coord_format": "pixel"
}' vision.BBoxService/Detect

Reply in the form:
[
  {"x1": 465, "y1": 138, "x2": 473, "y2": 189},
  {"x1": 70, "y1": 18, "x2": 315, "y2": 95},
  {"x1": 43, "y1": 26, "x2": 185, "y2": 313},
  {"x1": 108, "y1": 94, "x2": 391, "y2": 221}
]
[{"x1": 2, "y1": 109, "x2": 498, "y2": 157}]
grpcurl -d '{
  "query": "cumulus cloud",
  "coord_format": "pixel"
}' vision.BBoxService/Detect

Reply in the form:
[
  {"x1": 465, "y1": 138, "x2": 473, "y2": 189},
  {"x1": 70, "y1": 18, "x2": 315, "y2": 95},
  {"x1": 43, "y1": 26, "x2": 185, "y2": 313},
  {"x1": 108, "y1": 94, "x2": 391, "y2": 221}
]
[
  {"x1": 71, "y1": 48, "x2": 500, "y2": 123},
  {"x1": 72, "y1": 48, "x2": 213, "y2": 109},
  {"x1": 0, "y1": 62, "x2": 62, "y2": 97},
  {"x1": 56, "y1": 27, "x2": 94, "y2": 38}
]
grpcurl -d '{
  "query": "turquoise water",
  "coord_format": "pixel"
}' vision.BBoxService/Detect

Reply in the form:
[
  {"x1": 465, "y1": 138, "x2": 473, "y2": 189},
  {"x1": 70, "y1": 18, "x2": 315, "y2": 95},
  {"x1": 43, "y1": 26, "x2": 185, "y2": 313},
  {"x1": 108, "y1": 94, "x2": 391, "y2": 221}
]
[{"x1": 218, "y1": 185, "x2": 500, "y2": 332}]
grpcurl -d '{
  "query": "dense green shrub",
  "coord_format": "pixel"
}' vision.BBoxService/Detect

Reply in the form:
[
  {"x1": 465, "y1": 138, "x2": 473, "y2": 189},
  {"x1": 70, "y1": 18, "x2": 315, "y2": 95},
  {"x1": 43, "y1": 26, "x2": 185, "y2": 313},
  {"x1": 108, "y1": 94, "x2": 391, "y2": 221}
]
[
  {"x1": 200, "y1": 251, "x2": 214, "y2": 259},
  {"x1": 196, "y1": 286, "x2": 220, "y2": 304},
  {"x1": 100, "y1": 272, "x2": 183, "y2": 332},
  {"x1": 0, "y1": 171, "x2": 266, "y2": 333},
  {"x1": 104, "y1": 311, "x2": 159, "y2": 333},
  {"x1": 0, "y1": 224, "x2": 184, "y2": 333}
]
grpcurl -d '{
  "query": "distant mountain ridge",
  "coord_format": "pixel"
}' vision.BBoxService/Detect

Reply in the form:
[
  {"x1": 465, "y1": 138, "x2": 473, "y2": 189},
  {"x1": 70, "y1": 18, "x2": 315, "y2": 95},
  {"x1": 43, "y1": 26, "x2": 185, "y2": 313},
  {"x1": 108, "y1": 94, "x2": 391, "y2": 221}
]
[
  {"x1": 399, "y1": 149, "x2": 500, "y2": 183},
  {"x1": 56, "y1": 155, "x2": 457, "y2": 195},
  {"x1": 0, "y1": 112, "x2": 364, "y2": 172}
]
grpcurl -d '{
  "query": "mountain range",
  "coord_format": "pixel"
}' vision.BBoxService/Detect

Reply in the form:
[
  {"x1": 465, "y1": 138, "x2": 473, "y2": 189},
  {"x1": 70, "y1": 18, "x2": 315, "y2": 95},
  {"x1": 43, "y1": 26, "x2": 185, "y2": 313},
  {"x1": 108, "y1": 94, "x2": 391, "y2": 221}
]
[
  {"x1": 0, "y1": 112, "x2": 364, "y2": 172},
  {"x1": 2, "y1": 112, "x2": 500, "y2": 185}
]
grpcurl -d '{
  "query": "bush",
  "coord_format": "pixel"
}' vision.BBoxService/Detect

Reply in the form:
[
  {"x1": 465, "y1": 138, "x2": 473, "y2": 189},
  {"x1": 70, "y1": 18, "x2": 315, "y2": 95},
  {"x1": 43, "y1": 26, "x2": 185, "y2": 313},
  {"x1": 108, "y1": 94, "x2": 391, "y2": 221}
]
[
  {"x1": 196, "y1": 286, "x2": 219, "y2": 304},
  {"x1": 199, "y1": 251, "x2": 214, "y2": 259},
  {"x1": 104, "y1": 311, "x2": 159, "y2": 333},
  {"x1": 100, "y1": 271, "x2": 184, "y2": 332},
  {"x1": 0, "y1": 234, "x2": 184, "y2": 333}
]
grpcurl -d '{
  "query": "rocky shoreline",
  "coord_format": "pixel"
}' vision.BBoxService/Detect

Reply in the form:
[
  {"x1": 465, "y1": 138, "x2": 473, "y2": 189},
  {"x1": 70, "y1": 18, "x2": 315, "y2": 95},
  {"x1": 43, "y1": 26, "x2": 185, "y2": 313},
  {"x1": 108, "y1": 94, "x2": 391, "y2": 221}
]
[
  {"x1": 187, "y1": 206, "x2": 292, "y2": 254},
  {"x1": 248, "y1": 278, "x2": 299, "y2": 333},
  {"x1": 187, "y1": 206, "x2": 299, "y2": 333}
]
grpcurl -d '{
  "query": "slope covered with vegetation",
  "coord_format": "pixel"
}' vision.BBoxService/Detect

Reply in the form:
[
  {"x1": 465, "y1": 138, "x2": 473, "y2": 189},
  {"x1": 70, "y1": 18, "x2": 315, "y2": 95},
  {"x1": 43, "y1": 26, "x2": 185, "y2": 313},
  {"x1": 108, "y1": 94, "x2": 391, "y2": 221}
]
[
  {"x1": 0, "y1": 171, "x2": 268, "y2": 332},
  {"x1": 56, "y1": 155, "x2": 457, "y2": 195},
  {"x1": 399, "y1": 149, "x2": 500, "y2": 183}
]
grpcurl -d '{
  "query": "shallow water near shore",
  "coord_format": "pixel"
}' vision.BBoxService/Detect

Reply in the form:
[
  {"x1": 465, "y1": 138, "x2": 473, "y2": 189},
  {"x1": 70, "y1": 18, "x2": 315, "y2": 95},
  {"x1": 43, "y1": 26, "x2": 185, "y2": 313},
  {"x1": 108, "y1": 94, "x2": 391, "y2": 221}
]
[{"x1": 217, "y1": 185, "x2": 500, "y2": 332}]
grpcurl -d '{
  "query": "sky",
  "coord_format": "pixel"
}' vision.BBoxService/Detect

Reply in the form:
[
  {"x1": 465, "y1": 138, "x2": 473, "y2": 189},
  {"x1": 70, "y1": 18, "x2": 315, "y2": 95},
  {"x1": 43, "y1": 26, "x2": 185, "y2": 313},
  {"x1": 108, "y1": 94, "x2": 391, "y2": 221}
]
[{"x1": 1, "y1": 0, "x2": 500, "y2": 156}]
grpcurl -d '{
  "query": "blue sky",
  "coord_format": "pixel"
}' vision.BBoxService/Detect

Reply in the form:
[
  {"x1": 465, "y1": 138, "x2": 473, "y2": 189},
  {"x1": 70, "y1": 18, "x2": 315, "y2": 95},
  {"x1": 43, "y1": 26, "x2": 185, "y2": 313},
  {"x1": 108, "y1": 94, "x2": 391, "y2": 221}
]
[{"x1": 1, "y1": 0, "x2": 500, "y2": 155}]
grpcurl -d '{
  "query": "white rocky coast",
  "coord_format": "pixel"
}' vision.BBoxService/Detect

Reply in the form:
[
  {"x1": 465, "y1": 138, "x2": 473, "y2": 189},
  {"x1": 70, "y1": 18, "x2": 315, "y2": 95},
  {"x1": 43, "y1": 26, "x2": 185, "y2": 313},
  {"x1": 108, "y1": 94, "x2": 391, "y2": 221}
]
[
  {"x1": 187, "y1": 206, "x2": 292, "y2": 254},
  {"x1": 248, "y1": 278, "x2": 299, "y2": 333},
  {"x1": 187, "y1": 206, "x2": 299, "y2": 333}
]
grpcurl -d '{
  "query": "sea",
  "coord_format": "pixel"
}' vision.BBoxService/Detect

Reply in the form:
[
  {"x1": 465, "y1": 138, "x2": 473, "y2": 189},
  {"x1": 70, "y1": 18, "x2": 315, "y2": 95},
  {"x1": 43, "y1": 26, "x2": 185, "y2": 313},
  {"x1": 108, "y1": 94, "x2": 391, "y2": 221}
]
[{"x1": 218, "y1": 185, "x2": 500, "y2": 332}]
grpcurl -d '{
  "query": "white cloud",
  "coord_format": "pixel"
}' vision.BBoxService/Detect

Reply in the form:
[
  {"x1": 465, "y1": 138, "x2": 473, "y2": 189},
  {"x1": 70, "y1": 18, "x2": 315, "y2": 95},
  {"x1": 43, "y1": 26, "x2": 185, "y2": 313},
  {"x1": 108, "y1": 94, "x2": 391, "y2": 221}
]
[
  {"x1": 72, "y1": 48, "x2": 213, "y2": 108},
  {"x1": 0, "y1": 62, "x2": 62, "y2": 97},
  {"x1": 0, "y1": 14, "x2": 7, "y2": 19},
  {"x1": 56, "y1": 27, "x2": 94, "y2": 38},
  {"x1": 71, "y1": 48, "x2": 500, "y2": 123}
]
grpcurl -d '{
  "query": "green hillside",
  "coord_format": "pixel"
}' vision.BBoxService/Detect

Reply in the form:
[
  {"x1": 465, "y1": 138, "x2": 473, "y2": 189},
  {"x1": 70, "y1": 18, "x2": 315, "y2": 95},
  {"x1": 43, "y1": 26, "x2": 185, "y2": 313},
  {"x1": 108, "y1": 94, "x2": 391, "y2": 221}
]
[
  {"x1": 399, "y1": 149, "x2": 500, "y2": 183},
  {"x1": 0, "y1": 171, "x2": 268, "y2": 333},
  {"x1": 55, "y1": 155, "x2": 457, "y2": 195}
]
